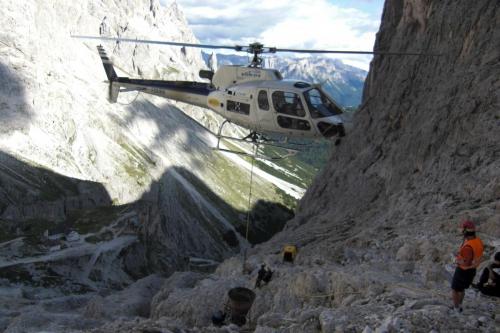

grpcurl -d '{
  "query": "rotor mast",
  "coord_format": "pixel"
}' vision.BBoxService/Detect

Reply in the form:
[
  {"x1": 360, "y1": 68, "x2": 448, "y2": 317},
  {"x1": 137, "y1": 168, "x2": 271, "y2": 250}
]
[
  {"x1": 237, "y1": 42, "x2": 277, "y2": 68},
  {"x1": 250, "y1": 43, "x2": 264, "y2": 68}
]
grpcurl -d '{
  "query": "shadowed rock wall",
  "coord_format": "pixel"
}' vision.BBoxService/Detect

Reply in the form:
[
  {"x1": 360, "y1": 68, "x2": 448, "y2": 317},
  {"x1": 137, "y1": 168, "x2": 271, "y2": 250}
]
[{"x1": 280, "y1": 0, "x2": 500, "y2": 247}]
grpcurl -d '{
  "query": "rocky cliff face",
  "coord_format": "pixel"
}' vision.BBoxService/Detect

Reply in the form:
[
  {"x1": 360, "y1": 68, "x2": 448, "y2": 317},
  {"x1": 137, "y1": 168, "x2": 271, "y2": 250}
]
[
  {"x1": 0, "y1": 0, "x2": 218, "y2": 202},
  {"x1": 287, "y1": 0, "x2": 500, "y2": 246}
]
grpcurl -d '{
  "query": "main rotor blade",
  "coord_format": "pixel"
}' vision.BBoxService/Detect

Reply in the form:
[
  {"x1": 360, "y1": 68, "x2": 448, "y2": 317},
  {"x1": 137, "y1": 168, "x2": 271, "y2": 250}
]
[
  {"x1": 71, "y1": 35, "x2": 238, "y2": 50},
  {"x1": 274, "y1": 48, "x2": 439, "y2": 56},
  {"x1": 72, "y1": 35, "x2": 440, "y2": 56}
]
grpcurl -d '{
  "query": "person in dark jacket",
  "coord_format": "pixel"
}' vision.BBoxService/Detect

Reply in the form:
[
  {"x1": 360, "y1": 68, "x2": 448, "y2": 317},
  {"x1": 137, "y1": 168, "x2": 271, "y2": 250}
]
[
  {"x1": 255, "y1": 264, "x2": 273, "y2": 288},
  {"x1": 473, "y1": 252, "x2": 500, "y2": 297}
]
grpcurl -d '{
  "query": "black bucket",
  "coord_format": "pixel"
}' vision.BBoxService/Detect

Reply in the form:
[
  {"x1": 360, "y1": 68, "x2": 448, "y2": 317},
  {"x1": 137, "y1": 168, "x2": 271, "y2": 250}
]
[{"x1": 228, "y1": 287, "x2": 256, "y2": 326}]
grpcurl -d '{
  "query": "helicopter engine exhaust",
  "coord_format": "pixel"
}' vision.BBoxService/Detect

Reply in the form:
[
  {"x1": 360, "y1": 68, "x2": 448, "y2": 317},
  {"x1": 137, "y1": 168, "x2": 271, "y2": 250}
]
[
  {"x1": 317, "y1": 122, "x2": 346, "y2": 138},
  {"x1": 199, "y1": 69, "x2": 214, "y2": 81}
]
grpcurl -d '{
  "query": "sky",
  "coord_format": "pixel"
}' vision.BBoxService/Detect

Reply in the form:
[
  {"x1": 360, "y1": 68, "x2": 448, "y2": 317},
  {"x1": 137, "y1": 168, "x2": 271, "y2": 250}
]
[{"x1": 161, "y1": 0, "x2": 385, "y2": 70}]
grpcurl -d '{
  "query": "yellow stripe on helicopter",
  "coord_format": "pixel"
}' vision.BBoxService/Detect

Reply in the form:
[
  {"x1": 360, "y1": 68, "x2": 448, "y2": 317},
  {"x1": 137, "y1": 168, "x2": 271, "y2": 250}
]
[{"x1": 208, "y1": 98, "x2": 220, "y2": 107}]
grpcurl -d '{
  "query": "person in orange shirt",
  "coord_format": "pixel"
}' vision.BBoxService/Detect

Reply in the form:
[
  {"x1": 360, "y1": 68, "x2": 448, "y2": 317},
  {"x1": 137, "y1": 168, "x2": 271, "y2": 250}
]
[{"x1": 451, "y1": 220, "x2": 484, "y2": 312}]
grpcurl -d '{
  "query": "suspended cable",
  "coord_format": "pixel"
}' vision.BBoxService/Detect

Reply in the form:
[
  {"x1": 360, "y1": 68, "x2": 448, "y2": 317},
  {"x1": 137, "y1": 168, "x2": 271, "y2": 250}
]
[
  {"x1": 245, "y1": 143, "x2": 258, "y2": 241},
  {"x1": 242, "y1": 143, "x2": 258, "y2": 274}
]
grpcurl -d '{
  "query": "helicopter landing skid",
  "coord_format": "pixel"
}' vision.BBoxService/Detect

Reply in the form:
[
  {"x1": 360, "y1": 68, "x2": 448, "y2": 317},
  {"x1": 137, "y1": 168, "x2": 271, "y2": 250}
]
[{"x1": 213, "y1": 120, "x2": 299, "y2": 160}]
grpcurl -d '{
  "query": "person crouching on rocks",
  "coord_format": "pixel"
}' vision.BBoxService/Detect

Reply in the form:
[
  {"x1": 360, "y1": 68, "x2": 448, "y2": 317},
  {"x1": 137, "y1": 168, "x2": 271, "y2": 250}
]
[
  {"x1": 451, "y1": 220, "x2": 484, "y2": 312},
  {"x1": 473, "y1": 251, "x2": 500, "y2": 297},
  {"x1": 255, "y1": 264, "x2": 273, "y2": 288}
]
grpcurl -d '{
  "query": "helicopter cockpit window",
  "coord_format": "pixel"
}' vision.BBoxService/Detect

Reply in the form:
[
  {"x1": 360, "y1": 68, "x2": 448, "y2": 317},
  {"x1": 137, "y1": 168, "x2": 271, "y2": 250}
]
[
  {"x1": 272, "y1": 91, "x2": 305, "y2": 117},
  {"x1": 257, "y1": 90, "x2": 269, "y2": 110},
  {"x1": 304, "y1": 88, "x2": 343, "y2": 118}
]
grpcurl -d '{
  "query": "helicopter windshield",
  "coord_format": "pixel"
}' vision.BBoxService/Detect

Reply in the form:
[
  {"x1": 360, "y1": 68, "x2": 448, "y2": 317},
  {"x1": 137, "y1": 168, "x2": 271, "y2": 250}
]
[{"x1": 304, "y1": 88, "x2": 343, "y2": 118}]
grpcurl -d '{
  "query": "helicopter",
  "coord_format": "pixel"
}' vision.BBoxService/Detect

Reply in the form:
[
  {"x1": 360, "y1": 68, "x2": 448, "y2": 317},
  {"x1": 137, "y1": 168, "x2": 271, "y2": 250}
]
[{"x1": 72, "y1": 35, "x2": 432, "y2": 159}]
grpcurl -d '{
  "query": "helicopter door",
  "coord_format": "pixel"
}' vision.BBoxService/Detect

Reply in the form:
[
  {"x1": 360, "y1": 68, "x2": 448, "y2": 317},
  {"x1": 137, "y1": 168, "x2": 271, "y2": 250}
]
[
  {"x1": 255, "y1": 89, "x2": 275, "y2": 132},
  {"x1": 270, "y1": 90, "x2": 313, "y2": 137},
  {"x1": 223, "y1": 90, "x2": 252, "y2": 129}
]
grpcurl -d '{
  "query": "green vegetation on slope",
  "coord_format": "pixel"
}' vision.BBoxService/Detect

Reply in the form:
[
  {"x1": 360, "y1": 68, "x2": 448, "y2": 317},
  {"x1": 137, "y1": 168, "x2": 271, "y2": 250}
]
[{"x1": 118, "y1": 140, "x2": 157, "y2": 186}]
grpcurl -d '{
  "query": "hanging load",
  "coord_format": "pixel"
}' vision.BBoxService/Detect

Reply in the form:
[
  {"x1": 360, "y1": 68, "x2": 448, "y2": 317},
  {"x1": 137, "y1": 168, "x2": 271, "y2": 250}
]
[
  {"x1": 211, "y1": 287, "x2": 256, "y2": 327},
  {"x1": 227, "y1": 287, "x2": 256, "y2": 326}
]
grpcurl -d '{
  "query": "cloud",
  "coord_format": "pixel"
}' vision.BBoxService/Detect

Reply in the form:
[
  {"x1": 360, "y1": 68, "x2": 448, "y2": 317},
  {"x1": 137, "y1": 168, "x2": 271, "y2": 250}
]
[{"x1": 164, "y1": 0, "x2": 383, "y2": 70}]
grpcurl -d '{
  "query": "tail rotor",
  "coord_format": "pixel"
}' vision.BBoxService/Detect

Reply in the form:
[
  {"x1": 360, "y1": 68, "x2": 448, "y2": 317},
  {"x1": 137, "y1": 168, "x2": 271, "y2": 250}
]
[{"x1": 97, "y1": 45, "x2": 119, "y2": 103}]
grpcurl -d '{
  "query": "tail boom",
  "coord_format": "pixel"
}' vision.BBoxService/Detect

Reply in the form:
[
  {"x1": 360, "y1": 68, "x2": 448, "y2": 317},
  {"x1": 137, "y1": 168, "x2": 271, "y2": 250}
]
[
  {"x1": 96, "y1": 46, "x2": 211, "y2": 106},
  {"x1": 114, "y1": 78, "x2": 212, "y2": 108}
]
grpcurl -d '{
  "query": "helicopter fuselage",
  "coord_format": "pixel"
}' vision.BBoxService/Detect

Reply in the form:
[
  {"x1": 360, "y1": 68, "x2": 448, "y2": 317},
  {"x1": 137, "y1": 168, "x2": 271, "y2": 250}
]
[
  {"x1": 205, "y1": 67, "x2": 345, "y2": 138},
  {"x1": 106, "y1": 61, "x2": 345, "y2": 140}
]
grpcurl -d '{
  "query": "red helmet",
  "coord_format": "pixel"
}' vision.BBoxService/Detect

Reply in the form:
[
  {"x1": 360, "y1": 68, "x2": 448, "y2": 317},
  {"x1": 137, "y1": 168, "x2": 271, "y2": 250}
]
[{"x1": 461, "y1": 220, "x2": 476, "y2": 231}]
